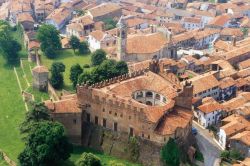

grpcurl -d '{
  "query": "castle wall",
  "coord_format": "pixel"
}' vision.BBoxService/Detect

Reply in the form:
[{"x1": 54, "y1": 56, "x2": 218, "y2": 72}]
[
  {"x1": 50, "y1": 112, "x2": 82, "y2": 145},
  {"x1": 81, "y1": 123, "x2": 164, "y2": 166}
]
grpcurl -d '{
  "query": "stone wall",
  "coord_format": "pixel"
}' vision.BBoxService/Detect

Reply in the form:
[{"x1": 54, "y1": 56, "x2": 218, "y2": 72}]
[
  {"x1": 0, "y1": 149, "x2": 16, "y2": 166},
  {"x1": 82, "y1": 123, "x2": 164, "y2": 166}
]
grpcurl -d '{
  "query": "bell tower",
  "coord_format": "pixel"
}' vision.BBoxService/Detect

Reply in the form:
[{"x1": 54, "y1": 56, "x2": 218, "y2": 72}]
[{"x1": 116, "y1": 16, "x2": 127, "y2": 61}]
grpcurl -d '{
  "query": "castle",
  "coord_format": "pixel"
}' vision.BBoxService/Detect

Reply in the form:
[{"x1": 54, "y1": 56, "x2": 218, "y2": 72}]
[{"x1": 45, "y1": 60, "x2": 193, "y2": 145}]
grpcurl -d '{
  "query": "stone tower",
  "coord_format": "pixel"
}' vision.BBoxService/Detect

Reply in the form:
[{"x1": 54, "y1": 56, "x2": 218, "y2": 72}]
[
  {"x1": 32, "y1": 65, "x2": 49, "y2": 92},
  {"x1": 116, "y1": 16, "x2": 127, "y2": 61}
]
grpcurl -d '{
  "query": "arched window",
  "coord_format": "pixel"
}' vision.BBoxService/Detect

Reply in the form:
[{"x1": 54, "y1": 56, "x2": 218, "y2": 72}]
[
  {"x1": 146, "y1": 101, "x2": 152, "y2": 106},
  {"x1": 136, "y1": 91, "x2": 143, "y2": 98},
  {"x1": 146, "y1": 91, "x2": 153, "y2": 98}
]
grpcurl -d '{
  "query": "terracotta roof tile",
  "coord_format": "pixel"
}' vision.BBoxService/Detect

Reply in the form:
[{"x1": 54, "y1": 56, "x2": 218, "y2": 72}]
[
  {"x1": 185, "y1": 73, "x2": 219, "y2": 95},
  {"x1": 155, "y1": 107, "x2": 193, "y2": 135},
  {"x1": 88, "y1": 3, "x2": 121, "y2": 18},
  {"x1": 219, "y1": 77, "x2": 236, "y2": 89},
  {"x1": 89, "y1": 30, "x2": 105, "y2": 41},
  {"x1": 126, "y1": 32, "x2": 168, "y2": 54},
  {"x1": 44, "y1": 97, "x2": 80, "y2": 113},
  {"x1": 239, "y1": 59, "x2": 250, "y2": 69},
  {"x1": 32, "y1": 65, "x2": 48, "y2": 73},
  {"x1": 230, "y1": 131, "x2": 250, "y2": 146}
]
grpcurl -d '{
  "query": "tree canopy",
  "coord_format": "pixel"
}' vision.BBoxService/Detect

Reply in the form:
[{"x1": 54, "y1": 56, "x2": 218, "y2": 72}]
[
  {"x1": 91, "y1": 49, "x2": 107, "y2": 66},
  {"x1": 20, "y1": 102, "x2": 50, "y2": 140},
  {"x1": 161, "y1": 138, "x2": 180, "y2": 166},
  {"x1": 37, "y1": 24, "x2": 61, "y2": 58},
  {"x1": 75, "y1": 152, "x2": 101, "y2": 166},
  {"x1": 78, "y1": 59, "x2": 128, "y2": 85},
  {"x1": 18, "y1": 121, "x2": 73, "y2": 166},
  {"x1": 70, "y1": 64, "x2": 83, "y2": 88},
  {"x1": 50, "y1": 62, "x2": 66, "y2": 89},
  {"x1": 69, "y1": 35, "x2": 80, "y2": 53},
  {"x1": 79, "y1": 41, "x2": 90, "y2": 55},
  {"x1": 0, "y1": 21, "x2": 21, "y2": 63},
  {"x1": 103, "y1": 18, "x2": 117, "y2": 30}
]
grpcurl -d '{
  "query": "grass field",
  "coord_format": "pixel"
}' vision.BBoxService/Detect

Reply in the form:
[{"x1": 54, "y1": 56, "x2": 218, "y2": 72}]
[
  {"x1": 40, "y1": 49, "x2": 92, "y2": 91},
  {"x1": 64, "y1": 146, "x2": 141, "y2": 166},
  {"x1": 0, "y1": 157, "x2": 8, "y2": 166},
  {"x1": 0, "y1": 29, "x2": 28, "y2": 162},
  {"x1": 0, "y1": 55, "x2": 26, "y2": 162}
]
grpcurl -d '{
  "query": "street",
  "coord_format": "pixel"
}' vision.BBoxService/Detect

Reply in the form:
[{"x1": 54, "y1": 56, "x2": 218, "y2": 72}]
[{"x1": 193, "y1": 122, "x2": 222, "y2": 166}]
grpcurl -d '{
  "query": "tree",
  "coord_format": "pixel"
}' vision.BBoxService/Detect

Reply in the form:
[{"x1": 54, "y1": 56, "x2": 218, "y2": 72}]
[
  {"x1": 1, "y1": 39, "x2": 21, "y2": 63},
  {"x1": 79, "y1": 41, "x2": 90, "y2": 55},
  {"x1": 20, "y1": 102, "x2": 50, "y2": 140},
  {"x1": 69, "y1": 35, "x2": 80, "y2": 53},
  {"x1": 220, "y1": 150, "x2": 230, "y2": 159},
  {"x1": 229, "y1": 149, "x2": 243, "y2": 161},
  {"x1": 128, "y1": 137, "x2": 139, "y2": 162},
  {"x1": 44, "y1": 46, "x2": 56, "y2": 59},
  {"x1": 78, "y1": 71, "x2": 93, "y2": 85},
  {"x1": 0, "y1": 21, "x2": 21, "y2": 63},
  {"x1": 18, "y1": 121, "x2": 73, "y2": 166},
  {"x1": 115, "y1": 61, "x2": 128, "y2": 75},
  {"x1": 50, "y1": 62, "x2": 65, "y2": 89},
  {"x1": 37, "y1": 24, "x2": 61, "y2": 58},
  {"x1": 70, "y1": 64, "x2": 83, "y2": 88},
  {"x1": 103, "y1": 18, "x2": 117, "y2": 30},
  {"x1": 0, "y1": 20, "x2": 10, "y2": 40},
  {"x1": 161, "y1": 138, "x2": 180, "y2": 166},
  {"x1": 78, "y1": 60, "x2": 128, "y2": 85},
  {"x1": 75, "y1": 153, "x2": 101, "y2": 166},
  {"x1": 91, "y1": 49, "x2": 106, "y2": 66},
  {"x1": 241, "y1": 28, "x2": 248, "y2": 37}
]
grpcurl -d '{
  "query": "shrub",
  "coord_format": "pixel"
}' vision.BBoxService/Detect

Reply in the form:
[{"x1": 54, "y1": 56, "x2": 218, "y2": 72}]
[
  {"x1": 83, "y1": 64, "x2": 90, "y2": 68},
  {"x1": 75, "y1": 152, "x2": 101, "y2": 166}
]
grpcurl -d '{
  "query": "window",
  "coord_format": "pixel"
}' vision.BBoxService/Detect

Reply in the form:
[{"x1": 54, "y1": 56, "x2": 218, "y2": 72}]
[
  {"x1": 129, "y1": 127, "x2": 134, "y2": 137},
  {"x1": 114, "y1": 122, "x2": 118, "y2": 131},
  {"x1": 87, "y1": 113, "x2": 90, "y2": 122},
  {"x1": 73, "y1": 119, "x2": 77, "y2": 124},
  {"x1": 146, "y1": 91, "x2": 153, "y2": 98},
  {"x1": 142, "y1": 133, "x2": 144, "y2": 138},
  {"x1": 103, "y1": 108, "x2": 105, "y2": 112},
  {"x1": 109, "y1": 111, "x2": 112, "y2": 114},
  {"x1": 129, "y1": 116, "x2": 131, "y2": 120},
  {"x1": 115, "y1": 112, "x2": 117, "y2": 116},
  {"x1": 146, "y1": 101, "x2": 153, "y2": 106},
  {"x1": 148, "y1": 135, "x2": 150, "y2": 140},
  {"x1": 103, "y1": 118, "x2": 106, "y2": 127},
  {"x1": 120, "y1": 114, "x2": 123, "y2": 118},
  {"x1": 95, "y1": 116, "x2": 98, "y2": 125}
]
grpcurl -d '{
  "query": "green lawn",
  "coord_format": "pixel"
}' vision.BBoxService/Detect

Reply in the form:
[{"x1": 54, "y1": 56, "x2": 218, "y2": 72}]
[
  {"x1": 63, "y1": 146, "x2": 141, "y2": 166},
  {"x1": 0, "y1": 157, "x2": 8, "y2": 166},
  {"x1": 40, "y1": 49, "x2": 92, "y2": 91},
  {"x1": 0, "y1": 29, "x2": 27, "y2": 163},
  {"x1": 0, "y1": 55, "x2": 26, "y2": 163}
]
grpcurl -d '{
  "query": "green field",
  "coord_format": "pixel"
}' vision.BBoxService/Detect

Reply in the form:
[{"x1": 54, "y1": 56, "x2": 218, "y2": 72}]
[
  {"x1": 65, "y1": 146, "x2": 141, "y2": 166},
  {"x1": 0, "y1": 157, "x2": 8, "y2": 166},
  {"x1": 0, "y1": 55, "x2": 25, "y2": 162},
  {"x1": 40, "y1": 49, "x2": 92, "y2": 91}
]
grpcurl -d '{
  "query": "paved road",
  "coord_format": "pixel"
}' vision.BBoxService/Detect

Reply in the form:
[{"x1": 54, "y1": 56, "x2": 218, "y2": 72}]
[{"x1": 193, "y1": 122, "x2": 222, "y2": 166}]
